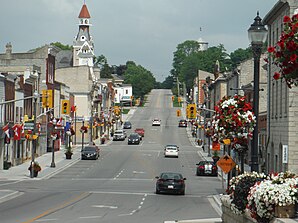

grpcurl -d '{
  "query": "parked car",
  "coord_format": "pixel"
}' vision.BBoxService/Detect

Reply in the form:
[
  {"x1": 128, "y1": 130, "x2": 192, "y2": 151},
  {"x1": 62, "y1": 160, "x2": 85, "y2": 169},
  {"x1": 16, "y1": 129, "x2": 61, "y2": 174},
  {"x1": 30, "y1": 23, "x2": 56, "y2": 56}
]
[
  {"x1": 81, "y1": 146, "x2": 100, "y2": 160},
  {"x1": 113, "y1": 129, "x2": 127, "y2": 141},
  {"x1": 178, "y1": 119, "x2": 187, "y2": 127},
  {"x1": 196, "y1": 160, "x2": 218, "y2": 176},
  {"x1": 127, "y1": 133, "x2": 141, "y2": 145},
  {"x1": 123, "y1": 121, "x2": 132, "y2": 129},
  {"x1": 155, "y1": 172, "x2": 186, "y2": 195},
  {"x1": 135, "y1": 128, "x2": 145, "y2": 137},
  {"x1": 152, "y1": 118, "x2": 161, "y2": 126},
  {"x1": 164, "y1": 145, "x2": 179, "y2": 158}
]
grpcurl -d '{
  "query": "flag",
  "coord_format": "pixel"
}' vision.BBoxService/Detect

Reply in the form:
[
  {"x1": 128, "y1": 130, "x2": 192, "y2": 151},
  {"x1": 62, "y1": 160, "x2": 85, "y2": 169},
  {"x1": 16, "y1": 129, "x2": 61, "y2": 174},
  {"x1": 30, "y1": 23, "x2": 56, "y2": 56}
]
[
  {"x1": 2, "y1": 124, "x2": 10, "y2": 139},
  {"x1": 12, "y1": 124, "x2": 21, "y2": 140}
]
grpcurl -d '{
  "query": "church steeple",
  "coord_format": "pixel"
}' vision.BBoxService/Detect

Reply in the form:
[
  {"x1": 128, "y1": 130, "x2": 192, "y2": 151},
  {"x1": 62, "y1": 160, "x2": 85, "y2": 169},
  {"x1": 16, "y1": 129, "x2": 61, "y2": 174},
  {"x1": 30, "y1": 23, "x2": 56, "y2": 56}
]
[{"x1": 73, "y1": 2, "x2": 94, "y2": 67}]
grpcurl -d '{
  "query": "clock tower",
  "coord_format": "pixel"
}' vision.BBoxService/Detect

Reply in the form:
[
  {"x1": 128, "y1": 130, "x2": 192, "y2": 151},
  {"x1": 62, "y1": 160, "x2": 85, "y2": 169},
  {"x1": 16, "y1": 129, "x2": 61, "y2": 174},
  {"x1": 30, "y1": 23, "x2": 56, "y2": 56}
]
[{"x1": 73, "y1": 2, "x2": 94, "y2": 67}]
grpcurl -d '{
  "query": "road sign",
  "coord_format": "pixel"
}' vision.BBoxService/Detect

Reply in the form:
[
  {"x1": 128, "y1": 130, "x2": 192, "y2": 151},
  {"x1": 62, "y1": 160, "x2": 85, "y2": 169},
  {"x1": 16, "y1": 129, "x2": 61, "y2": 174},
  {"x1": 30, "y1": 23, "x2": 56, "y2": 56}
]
[
  {"x1": 216, "y1": 154, "x2": 236, "y2": 174},
  {"x1": 24, "y1": 122, "x2": 34, "y2": 130}
]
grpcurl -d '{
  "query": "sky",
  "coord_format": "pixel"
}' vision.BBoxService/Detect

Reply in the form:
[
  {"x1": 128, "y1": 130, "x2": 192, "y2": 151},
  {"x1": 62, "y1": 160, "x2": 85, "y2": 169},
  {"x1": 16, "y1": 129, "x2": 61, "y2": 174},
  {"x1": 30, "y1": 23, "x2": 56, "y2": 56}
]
[{"x1": 0, "y1": 0, "x2": 278, "y2": 82}]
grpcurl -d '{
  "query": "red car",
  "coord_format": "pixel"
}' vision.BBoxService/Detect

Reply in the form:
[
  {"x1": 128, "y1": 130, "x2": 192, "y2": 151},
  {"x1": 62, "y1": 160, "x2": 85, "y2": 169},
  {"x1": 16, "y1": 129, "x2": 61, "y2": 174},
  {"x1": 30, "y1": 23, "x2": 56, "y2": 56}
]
[{"x1": 135, "y1": 128, "x2": 145, "y2": 137}]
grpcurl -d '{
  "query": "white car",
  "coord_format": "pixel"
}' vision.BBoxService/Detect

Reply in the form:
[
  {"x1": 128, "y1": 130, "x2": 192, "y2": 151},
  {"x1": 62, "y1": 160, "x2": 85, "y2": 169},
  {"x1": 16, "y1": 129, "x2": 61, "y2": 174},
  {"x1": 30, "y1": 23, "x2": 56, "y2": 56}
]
[
  {"x1": 152, "y1": 118, "x2": 161, "y2": 126},
  {"x1": 164, "y1": 145, "x2": 179, "y2": 158},
  {"x1": 113, "y1": 129, "x2": 127, "y2": 141}
]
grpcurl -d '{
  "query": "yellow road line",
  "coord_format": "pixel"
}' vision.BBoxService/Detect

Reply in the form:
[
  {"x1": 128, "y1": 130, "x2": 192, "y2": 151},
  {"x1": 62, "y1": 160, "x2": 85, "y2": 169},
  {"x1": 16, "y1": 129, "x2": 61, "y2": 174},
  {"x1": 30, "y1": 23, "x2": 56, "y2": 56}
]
[{"x1": 22, "y1": 192, "x2": 89, "y2": 223}]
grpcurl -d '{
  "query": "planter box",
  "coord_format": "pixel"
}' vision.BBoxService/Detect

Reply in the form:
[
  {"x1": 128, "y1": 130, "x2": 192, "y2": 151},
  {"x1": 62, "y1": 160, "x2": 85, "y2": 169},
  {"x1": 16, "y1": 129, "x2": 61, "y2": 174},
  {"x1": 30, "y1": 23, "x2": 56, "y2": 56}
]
[{"x1": 275, "y1": 204, "x2": 295, "y2": 218}]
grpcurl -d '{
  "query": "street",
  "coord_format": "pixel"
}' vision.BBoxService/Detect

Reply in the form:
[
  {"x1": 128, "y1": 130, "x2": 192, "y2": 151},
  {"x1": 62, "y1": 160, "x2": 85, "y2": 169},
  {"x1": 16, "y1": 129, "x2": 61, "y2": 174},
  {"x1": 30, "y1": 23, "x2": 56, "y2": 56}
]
[{"x1": 0, "y1": 89, "x2": 222, "y2": 223}]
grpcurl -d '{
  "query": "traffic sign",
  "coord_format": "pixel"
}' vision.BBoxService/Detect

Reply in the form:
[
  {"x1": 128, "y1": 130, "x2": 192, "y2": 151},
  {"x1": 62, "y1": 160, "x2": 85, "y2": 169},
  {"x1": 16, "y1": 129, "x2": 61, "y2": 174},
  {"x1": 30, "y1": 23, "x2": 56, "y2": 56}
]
[
  {"x1": 216, "y1": 154, "x2": 236, "y2": 174},
  {"x1": 24, "y1": 122, "x2": 34, "y2": 130}
]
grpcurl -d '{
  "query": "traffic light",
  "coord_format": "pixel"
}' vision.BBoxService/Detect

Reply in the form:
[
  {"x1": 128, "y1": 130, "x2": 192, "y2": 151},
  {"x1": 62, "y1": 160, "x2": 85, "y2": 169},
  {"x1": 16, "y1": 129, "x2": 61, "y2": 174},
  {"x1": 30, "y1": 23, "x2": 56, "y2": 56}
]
[
  {"x1": 42, "y1": 90, "x2": 47, "y2": 108},
  {"x1": 61, "y1": 100, "x2": 70, "y2": 115},
  {"x1": 171, "y1": 96, "x2": 174, "y2": 101},
  {"x1": 47, "y1": 90, "x2": 53, "y2": 108},
  {"x1": 41, "y1": 90, "x2": 53, "y2": 108},
  {"x1": 176, "y1": 109, "x2": 181, "y2": 117},
  {"x1": 188, "y1": 104, "x2": 196, "y2": 119}
]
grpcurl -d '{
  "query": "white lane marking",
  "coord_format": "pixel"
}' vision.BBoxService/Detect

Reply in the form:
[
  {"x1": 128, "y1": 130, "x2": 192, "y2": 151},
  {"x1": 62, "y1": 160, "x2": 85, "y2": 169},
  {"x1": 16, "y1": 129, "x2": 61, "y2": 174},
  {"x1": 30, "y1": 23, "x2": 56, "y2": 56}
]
[
  {"x1": 114, "y1": 169, "x2": 125, "y2": 179},
  {"x1": 36, "y1": 219, "x2": 58, "y2": 222},
  {"x1": 133, "y1": 171, "x2": 145, "y2": 174},
  {"x1": 92, "y1": 205, "x2": 118, "y2": 209},
  {"x1": 79, "y1": 216, "x2": 102, "y2": 219},
  {"x1": 118, "y1": 213, "x2": 133, "y2": 216},
  {"x1": 142, "y1": 154, "x2": 152, "y2": 156}
]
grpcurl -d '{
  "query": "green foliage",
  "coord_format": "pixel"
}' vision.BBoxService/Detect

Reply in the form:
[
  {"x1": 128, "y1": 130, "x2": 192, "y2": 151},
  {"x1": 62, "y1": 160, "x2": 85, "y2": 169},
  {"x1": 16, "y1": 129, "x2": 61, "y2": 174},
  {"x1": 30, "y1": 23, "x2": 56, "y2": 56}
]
[
  {"x1": 230, "y1": 48, "x2": 252, "y2": 68},
  {"x1": 178, "y1": 44, "x2": 231, "y2": 90},
  {"x1": 51, "y1": 42, "x2": 72, "y2": 50},
  {"x1": 123, "y1": 61, "x2": 156, "y2": 99},
  {"x1": 171, "y1": 40, "x2": 201, "y2": 77},
  {"x1": 94, "y1": 55, "x2": 113, "y2": 78}
]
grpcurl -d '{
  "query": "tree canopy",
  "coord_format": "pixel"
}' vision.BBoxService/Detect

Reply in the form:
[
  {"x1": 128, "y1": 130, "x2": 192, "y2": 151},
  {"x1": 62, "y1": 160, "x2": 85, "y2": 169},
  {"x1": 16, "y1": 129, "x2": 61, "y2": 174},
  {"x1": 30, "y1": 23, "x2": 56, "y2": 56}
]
[{"x1": 123, "y1": 61, "x2": 156, "y2": 99}]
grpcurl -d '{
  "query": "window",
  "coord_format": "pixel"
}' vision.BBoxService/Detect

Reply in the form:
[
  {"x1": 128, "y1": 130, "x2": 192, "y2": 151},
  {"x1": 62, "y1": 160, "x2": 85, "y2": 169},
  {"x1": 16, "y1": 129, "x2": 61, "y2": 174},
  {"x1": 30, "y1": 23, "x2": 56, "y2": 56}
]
[{"x1": 126, "y1": 89, "x2": 128, "y2": 94}]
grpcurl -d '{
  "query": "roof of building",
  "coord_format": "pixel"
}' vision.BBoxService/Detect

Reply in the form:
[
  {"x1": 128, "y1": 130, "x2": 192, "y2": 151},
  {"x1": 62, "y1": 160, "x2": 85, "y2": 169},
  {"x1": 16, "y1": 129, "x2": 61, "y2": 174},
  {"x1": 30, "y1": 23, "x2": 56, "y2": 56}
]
[{"x1": 78, "y1": 4, "x2": 91, "y2": 18}]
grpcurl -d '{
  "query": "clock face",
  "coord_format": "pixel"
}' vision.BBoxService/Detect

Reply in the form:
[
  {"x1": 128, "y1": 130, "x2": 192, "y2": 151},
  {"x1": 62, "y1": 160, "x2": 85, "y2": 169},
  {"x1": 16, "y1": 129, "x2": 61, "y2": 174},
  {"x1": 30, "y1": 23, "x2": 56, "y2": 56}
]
[{"x1": 85, "y1": 19, "x2": 88, "y2": 24}]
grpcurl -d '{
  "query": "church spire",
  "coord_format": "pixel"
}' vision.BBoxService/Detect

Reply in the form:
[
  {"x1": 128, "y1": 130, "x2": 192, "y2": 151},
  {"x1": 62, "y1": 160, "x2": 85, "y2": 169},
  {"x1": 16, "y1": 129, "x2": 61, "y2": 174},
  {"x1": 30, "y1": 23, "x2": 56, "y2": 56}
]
[{"x1": 73, "y1": 2, "x2": 94, "y2": 67}]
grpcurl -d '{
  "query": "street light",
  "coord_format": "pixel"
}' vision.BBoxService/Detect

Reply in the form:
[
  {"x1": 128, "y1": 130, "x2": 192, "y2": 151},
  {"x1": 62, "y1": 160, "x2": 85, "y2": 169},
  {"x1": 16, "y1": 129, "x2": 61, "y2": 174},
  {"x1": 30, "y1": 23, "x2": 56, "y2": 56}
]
[
  {"x1": 30, "y1": 91, "x2": 39, "y2": 178},
  {"x1": 248, "y1": 11, "x2": 267, "y2": 172},
  {"x1": 50, "y1": 118, "x2": 57, "y2": 168}
]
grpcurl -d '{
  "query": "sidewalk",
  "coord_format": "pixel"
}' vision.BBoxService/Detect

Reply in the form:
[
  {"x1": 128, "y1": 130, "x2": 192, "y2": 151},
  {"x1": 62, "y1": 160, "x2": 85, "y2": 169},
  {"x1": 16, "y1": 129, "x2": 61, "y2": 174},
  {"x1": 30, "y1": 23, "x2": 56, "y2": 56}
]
[{"x1": 0, "y1": 107, "x2": 136, "y2": 203}]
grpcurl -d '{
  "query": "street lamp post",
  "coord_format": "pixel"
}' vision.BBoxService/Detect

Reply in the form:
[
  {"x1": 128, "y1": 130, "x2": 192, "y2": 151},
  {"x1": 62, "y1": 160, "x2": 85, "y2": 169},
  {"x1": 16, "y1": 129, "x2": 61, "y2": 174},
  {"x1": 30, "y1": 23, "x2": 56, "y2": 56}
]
[
  {"x1": 248, "y1": 12, "x2": 267, "y2": 172},
  {"x1": 50, "y1": 118, "x2": 56, "y2": 168},
  {"x1": 30, "y1": 91, "x2": 39, "y2": 178}
]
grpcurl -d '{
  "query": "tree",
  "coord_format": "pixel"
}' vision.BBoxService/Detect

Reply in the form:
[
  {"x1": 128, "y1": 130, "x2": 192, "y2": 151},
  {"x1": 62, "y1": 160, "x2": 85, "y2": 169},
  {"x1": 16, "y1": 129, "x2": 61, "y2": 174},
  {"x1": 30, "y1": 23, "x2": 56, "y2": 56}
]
[
  {"x1": 178, "y1": 44, "x2": 231, "y2": 91},
  {"x1": 171, "y1": 40, "x2": 201, "y2": 77},
  {"x1": 51, "y1": 42, "x2": 72, "y2": 50},
  {"x1": 230, "y1": 48, "x2": 252, "y2": 68},
  {"x1": 123, "y1": 61, "x2": 156, "y2": 98}
]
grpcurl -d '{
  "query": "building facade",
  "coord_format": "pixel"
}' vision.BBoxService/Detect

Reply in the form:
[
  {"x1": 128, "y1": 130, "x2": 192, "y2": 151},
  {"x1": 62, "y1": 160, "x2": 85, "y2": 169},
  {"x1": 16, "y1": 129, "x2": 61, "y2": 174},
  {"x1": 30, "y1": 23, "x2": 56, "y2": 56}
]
[{"x1": 263, "y1": 0, "x2": 298, "y2": 173}]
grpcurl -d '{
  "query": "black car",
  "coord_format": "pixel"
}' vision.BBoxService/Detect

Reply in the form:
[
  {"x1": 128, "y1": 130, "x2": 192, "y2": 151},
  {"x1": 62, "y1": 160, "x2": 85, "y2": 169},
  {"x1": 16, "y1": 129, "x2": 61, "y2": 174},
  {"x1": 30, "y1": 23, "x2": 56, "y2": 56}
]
[
  {"x1": 178, "y1": 119, "x2": 187, "y2": 127},
  {"x1": 123, "y1": 121, "x2": 132, "y2": 129},
  {"x1": 196, "y1": 160, "x2": 218, "y2": 176},
  {"x1": 128, "y1": 133, "x2": 141, "y2": 145},
  {"x1": 155, "y1": 172, "x2": 186, "y2": 195},
  {"x1": 81, "y1": 146, "x2": 100, "y2": 160}
]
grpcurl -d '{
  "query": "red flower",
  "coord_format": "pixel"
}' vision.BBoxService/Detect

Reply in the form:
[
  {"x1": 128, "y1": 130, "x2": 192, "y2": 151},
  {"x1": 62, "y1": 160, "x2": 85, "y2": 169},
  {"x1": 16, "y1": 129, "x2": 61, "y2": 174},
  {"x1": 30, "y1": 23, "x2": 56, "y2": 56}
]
[
  {"x1": 273, "y1": 72, "x2": 280, "y2": 80},
  {"x1": 267, "y1": 46, "x2": 275, "y2": 53},
  {"x1": 284, "y1": 16, "x2": 291, "y2": 23},
  {"x1": 290, "y1": 54, "x2": 297, "y2": 62},
  {"x1": 268, "y1": 14, "x2": 298, "y2": 87}
]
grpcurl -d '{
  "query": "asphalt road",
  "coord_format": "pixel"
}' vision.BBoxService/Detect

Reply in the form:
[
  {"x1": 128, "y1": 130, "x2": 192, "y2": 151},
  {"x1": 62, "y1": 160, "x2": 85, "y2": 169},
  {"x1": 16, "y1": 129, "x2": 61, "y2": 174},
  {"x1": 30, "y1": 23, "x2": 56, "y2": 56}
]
[{"x1": 0, "y1": 89, "x2": 222, "y2": 223}]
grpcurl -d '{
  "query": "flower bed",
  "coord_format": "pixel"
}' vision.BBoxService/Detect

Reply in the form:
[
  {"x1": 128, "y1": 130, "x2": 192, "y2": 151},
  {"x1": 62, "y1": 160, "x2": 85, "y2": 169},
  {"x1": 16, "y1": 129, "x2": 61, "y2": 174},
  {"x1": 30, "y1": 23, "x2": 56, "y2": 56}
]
[{"x1": 225, "y1": 171, "x2": 298, "y2": 223}]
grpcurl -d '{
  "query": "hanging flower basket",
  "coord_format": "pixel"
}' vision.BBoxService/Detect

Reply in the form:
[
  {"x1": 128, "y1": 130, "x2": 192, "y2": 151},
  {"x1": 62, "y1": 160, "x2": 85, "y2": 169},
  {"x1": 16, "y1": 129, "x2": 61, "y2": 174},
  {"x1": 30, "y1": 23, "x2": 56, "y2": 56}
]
[
  {"x1": 267, "y1": 14, "x2": 298, "y2": 88},
  {"x1": 211, "y1": 95, "x2": 256, "y2": 148}
]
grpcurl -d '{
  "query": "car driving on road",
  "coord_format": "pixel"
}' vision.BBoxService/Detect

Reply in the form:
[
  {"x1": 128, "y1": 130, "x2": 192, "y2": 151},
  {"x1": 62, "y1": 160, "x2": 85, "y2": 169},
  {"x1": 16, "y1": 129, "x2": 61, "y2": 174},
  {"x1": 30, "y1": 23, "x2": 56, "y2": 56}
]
[
  {"x1": 123, "y1": 121, "x2": 132, "y2": 129},
  {"x1": 113, "y1": 129, "x2": 127, "y2": 141},
  {"x1": 196, "y1": 160, "x2": 218, "y2": 176},
  {"x1": 81, "y1": 146, "x2": 100, "y2": 160},
  {"x1": 155, "y1": 172, "x2": 186, "y2": 195},
  {"x1": 178, "y1": 119, "x2": 187, "y2": 127},
  {"x1": 164, "y1": 145, "x2": 179, "y2": 158},
  {"x1": 134, "y1": 128, "x2": 145, "y2": 137},
  {"x1": 152, "y1": 118, "x2": 161, "y2": 126},
  {"x1": 127, "y1": 133, "x2": 141, "y2": 145}
]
